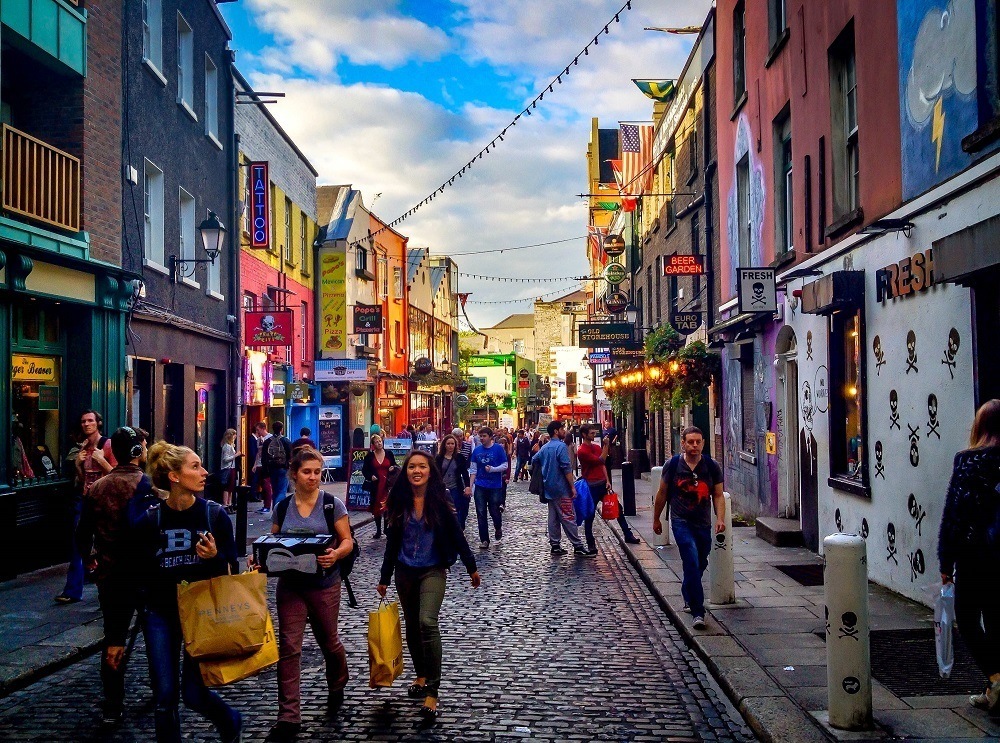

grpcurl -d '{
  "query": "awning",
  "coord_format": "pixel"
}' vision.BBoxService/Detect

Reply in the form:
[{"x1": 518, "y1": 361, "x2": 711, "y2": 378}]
[
  {"x1": 801, "y1": 271, "x2": 864, "y2": 316},
  {"x1": 933, "y1": 214, "x2": 1000, "y2": 285}
]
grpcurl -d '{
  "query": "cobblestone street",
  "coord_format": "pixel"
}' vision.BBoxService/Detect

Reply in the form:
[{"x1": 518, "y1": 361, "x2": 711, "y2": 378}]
[{"x1": 0, "y1": 483, "x2": 755, "y2": 742}]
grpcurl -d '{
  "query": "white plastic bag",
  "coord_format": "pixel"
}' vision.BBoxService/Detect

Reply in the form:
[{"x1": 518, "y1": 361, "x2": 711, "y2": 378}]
[{"x1": 934, "y1": 583, "x2": 955, "y2": 679}]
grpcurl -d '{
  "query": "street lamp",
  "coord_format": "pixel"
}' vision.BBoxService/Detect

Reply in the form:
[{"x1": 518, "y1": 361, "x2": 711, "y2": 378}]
[{"x1": 169, "y1": 210, "x2": 227, "y2": 282}]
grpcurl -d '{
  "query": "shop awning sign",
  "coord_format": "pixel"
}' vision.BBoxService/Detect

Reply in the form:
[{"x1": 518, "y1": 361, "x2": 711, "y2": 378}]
[
  {"x1": 353, "y1": 304, "x2": 383, "y2": 334},
  {"x1": 737, "y1": 268, "x2": 777, "y2": 314},
  {"x1": 315, "y1": 358, "x2": 370, "y2": 381},
  {"x1": 245, "y1": 310, "x2": 294, "y2": 348},
  {"x1": 578, "y1": 323, "x2": 634, "y2": 347},
  {"x1": 12, "y1": 354, "x2": 57, "y2": 382}
]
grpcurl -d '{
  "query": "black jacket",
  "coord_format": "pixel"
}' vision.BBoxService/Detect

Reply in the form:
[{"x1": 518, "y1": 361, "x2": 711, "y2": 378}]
[
  {"x1": 938, "y1": 445, "x2": 1000, "y2": 575},
  {"x1": 434, "y1": 453, "x2": 470, "y2": 490},
  {"x1": 379, "y1": 496, "x2": 477, "y2": 585}
]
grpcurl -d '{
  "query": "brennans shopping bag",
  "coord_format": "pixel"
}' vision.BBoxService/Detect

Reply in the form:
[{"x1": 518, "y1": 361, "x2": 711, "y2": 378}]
[
  {"x1": 199, "y1": 613, "x2": 278, "y2": 687},
  {"x1": 368, "y1": 599, "x2": 404, "y2": 687},
  {"x1": 177, "y1": 571, "x2": 269, "y2": 659}
]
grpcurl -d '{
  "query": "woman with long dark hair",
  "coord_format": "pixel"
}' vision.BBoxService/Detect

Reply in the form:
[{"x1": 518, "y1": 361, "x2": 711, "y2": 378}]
[
  {"x1": 939, "y1": 398, "x2": 1000, "y2": 712},
  {"x1": 362, "y1": 434, "x2": 397, "y2": 539},
  {"x1": 434, "y1": 434, "x2": 471, "y2": 529},
  {"x1": 377, "y1": 450, "x2": 480, "y2": 729}
]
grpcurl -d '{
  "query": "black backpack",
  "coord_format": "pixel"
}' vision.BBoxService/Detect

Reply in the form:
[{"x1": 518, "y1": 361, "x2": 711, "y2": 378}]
[
  {"x1": 266, "y1": 436, "x2": 289, "y2": 468},
  {"x1": 529, "y1": 459, "x2": 545, "y2": 501},
  {"x1": 274, "y1": 492, "x2": 361, "y2": 607}
]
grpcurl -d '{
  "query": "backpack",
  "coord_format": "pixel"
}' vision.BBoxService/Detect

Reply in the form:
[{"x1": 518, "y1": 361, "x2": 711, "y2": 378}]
[
  {"x1": 529, "y1": 458, "x2": 544, "y2": 501},
  {"x1": 126, "y1": 474, "x2": 159, "y2": 528},
  {"x1": 274, "y1": 492, "x2": 361, "y2": 607},
  {"x1": 266, "y1": 436, "x2": 288, "y2": 468}
]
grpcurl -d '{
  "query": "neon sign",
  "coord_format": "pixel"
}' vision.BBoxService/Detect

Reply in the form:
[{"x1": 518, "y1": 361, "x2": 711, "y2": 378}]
[{"x1": 250, "y1": 162, "x2": 270, "y2": 249}]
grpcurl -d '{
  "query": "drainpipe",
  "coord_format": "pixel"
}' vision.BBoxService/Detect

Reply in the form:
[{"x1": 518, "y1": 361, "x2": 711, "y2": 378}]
[{"x1": 227, "y1": 50, "x2": 241, "y2": 433}]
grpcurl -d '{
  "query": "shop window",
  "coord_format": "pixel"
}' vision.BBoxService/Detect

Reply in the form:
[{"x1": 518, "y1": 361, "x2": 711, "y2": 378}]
[{"x1": 829, "y1": 309, "x2": 866, "y2": 481}]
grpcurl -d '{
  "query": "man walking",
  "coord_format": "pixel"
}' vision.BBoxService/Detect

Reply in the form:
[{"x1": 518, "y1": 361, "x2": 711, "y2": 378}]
[
  {"x1": 653, "y1": 426, "x2": 725, "y2": 629},
  {"x1": 290, "y1": 427, "x2": 316, "y2": 454},
  {"x1": 262, "y1": 421, "x2": 292, "y2": 508},
  {"x1": 535, "y1": 420, "x2": 592, "y2": 558},
  {"x1": 469, "y1": 427, "x2": 508, "y2": 549},
  {"x1": 577, "y1": 423, "x2": 642, "y2": 551},
  {"x1": 514, "y1": 430, "x2": 532, "y2": 481},
  {"x1": 76, "y1": 426, "x2": 150, "y2": 725},
  {"x1": 249, "y1": 422, "x2": 273, "y2": 513}
]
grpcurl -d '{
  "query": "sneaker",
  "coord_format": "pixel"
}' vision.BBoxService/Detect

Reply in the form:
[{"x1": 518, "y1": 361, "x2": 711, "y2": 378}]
[
  {"x1": 692, "y1": 616, "x2": 707, "y2": 629},
  {"x1": 266, "y1": 720, "x2": 300, "y2": 742},
  {"x1": 574, "y1": 547, "x2": 597, "y2": 558},
  {"x1": 494, "y1": 527, "x2": 503, "y2": 542},
  {"x1": 257, "y1": 507, "x2": 271, "y2": 514},
  {"x1": 327, "y1": 688, "x2": 344, "y2": 711},
  {"x1": 479, "y1": 540, "x2": 490, "y2": 550},
  {"x1": 625, "y1": 533, "x2": 642, "y2": 544},
  {"x1": 970, "y1": 691, "x2": 990, "y2": 710},
  {"x1": 54, "y1": 594, "x2": 80, "y2": 605},
  {"x1": 550, "y1": 546, "x2": 567, "y2": 556},
  {"x1": 682, "y1": 603, "x2": 691, "y2": 613}
]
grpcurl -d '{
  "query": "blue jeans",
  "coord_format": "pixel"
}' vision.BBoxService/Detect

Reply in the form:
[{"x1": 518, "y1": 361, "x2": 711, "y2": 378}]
[
  {"x1": 143, "y1": 605, "x2": 241, "y2": 743},
  {"x1": 448, "y1": 487, "x2": 471, "y2": 530},
  {"x1": 62, "y1": 496, "x2": 84, "y2": 600},
  {"x1": 671, "y1": 518, "x2": 712, "y2": 617},
  {"x1": 270, "y1": 468, "x2": 290, "y2": 507},
  {"x1": 473, "y1": 486, "x2": 503, "y2": 543},
  {"x1": 515, "y1": 456, "x2": 528, "y2": 480}
]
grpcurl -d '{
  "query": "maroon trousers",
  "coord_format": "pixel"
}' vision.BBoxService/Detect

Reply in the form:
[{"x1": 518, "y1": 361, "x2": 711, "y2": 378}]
[{"x1": 276, "y1": 580, "x2": 349, "y2": 724}]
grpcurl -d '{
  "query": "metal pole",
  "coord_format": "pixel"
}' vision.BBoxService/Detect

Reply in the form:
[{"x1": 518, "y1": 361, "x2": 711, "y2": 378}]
[
  {"x1": 235, "y1": 483, "x2": 250, "y2": 558},
  {"x1": 709, "y1": 492, "x2": 735, "y2": 605},
  {"x1": 824, "y1": 533, "x2": 873, "y2": 730},
  {"x1": 650, "y1": 465, "x2": 669, "y2": 546},
  {"x1": 620, "y1": 461, "x2": 636, "y2": 516}
]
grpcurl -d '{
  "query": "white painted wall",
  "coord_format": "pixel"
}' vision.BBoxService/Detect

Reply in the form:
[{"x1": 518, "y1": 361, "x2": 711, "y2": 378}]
[{"x1": 549, "y1": 345, "x2": 592, "y2": 406}]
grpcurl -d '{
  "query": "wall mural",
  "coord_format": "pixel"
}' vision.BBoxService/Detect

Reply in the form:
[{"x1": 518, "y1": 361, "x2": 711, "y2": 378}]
[
  {"x1": 886, "y1": 522, "x2": 898, "y2": 566},
  {"x1": 874, "y1": 440, "x2": 885, "y2": 479},
  {"x1": 872, "y1": 335, "x2": 886, "y2": 375},
  {"x1": 725, "y1": 114, "x2": 766, "y2": 294},
  {"x1": 927, "y1": 394, "x2": 940, "y2": 439},
  {"x1": 905, "y1": 330, "x2": 918, "y2": 374},
  {"x1": 898, "y1": 0, "x2": 984, "y2": 199},
  {"x1": 889, "y1": 390, "x2": 901, "y2": 430},
  {"x1": 941, "y1": 328, "x2": 960, "y2": 379}
]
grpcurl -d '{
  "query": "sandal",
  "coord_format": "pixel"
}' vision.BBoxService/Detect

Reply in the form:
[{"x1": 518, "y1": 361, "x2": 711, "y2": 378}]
[
  {"x1": 407, "y1": 683, "x2": 425, "y2": 697},
  {"x1": 415, "y1": 706, "x2": 437, "y2": 729}
]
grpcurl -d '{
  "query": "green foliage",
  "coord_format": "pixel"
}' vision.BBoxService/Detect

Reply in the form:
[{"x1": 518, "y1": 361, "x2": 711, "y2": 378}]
[
  {"x1": 609, "y1": 391, "x2": 632, "y2": 417},
  {"x1": 644, "y1": 323, "x2": 684, "y2": 362}
]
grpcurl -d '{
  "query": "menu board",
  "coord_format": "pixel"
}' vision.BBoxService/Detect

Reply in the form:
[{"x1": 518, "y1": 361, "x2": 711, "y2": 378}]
[
  {"x1": 345, "y1": 448, "x2": 370, "y2": 511},
  {"x1": 317, "y1": 406, "x2": 342, "y2": 467}
]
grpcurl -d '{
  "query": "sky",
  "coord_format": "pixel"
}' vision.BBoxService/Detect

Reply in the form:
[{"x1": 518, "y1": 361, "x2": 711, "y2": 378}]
[{"x1": 218, "y1": 0, "x2": 710, "y2": 327}]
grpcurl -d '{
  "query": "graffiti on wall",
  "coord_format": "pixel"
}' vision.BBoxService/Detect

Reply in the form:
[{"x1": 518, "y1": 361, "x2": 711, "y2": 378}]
[
  {"x1": 726, "y1": 114, "x2": 766, "y2": 294},
  {"x1": 898, "y1": 0, "x2": 983, "y2": 199}
]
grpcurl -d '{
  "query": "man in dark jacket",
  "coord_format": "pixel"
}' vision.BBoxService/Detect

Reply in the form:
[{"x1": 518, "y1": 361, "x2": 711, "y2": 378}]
[{"x1": 262, "y1": 421, "x2": 292, "y2": 507}]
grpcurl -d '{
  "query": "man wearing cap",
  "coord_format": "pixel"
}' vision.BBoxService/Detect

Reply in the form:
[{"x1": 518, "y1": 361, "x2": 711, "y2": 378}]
[{"x1": 76, "y1": 426, "x2": 152, "y2": 726}]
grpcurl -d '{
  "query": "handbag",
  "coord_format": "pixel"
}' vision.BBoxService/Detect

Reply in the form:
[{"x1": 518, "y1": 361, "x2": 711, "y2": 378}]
[
  {"x1": 573, "y1": 478, "x2": 595, "y2": 525},
  {"x1": 199, "y1": 613, "x2": 278, "y2": 687},
  {"x1": 368, "y1": 598, "x2": 404, "y2": 687},
  {"x1": 176, "y1": 570, "x2": 270, "y2": 659},
  {"x1": 602, "y1": 490, "x2": 621, "y2": 520}
]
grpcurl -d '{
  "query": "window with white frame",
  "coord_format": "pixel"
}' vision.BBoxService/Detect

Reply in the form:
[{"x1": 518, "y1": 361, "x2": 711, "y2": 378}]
[
  {"x1": 284, "y1": 198, "x2": 293, "y2": 264},
  {"x1": 142, "y1": 0, "x2": 163, "y2": 70},
  {"x1": 177, "y1": 14, "x2": 194, "y2": 110},
  {"x1": 299, "y1": 212, "x2": 308, "y2": 271},
  {"x1": 143, "y1": 160, "x2": 164, "y2": 266},
  {"x1": 393, "y1": 266, "x2": 402, "y2": 298},
  {"x1": 178, "y1": 188, "x2": 196, "y2": 283},
  {"x1": 204, "y1": 55, "x2": 218, "y2": 140},
  {"x1": 829, "y1": 24, "x2": 859, "y2": 219},
  {"x1": 733, "y1": 1, "x2": 747, "y2": 105},
  {"x1": 206, "y1": 227, "x2": 222, "y2": 297},
  {"x1": 736, "y1": 154, "x2": 751, "y2": 266},
  {"x1": 774, "y1": 110, "x2": 793, "y2": 255},
  {"x1": 378, "y1": 256, "x2": 388, "y2": 299},
  {"x1": 300, "y1": 301, "x2": 308, "y2": 364}
]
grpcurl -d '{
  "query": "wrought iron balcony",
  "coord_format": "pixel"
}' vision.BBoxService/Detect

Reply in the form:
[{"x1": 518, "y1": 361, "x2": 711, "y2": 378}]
[{"x1": 2, "y1": 124, "x2": 81, "y2": 233}]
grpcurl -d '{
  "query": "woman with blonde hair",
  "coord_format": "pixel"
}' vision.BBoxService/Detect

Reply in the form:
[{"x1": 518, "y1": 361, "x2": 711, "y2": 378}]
[
  {"x1": 137, "y1": 441, "x2": 241, "y2": 743},
  {"x1": 938, "y1": 399, "x2": 1000, "y2": 713},
  {"x1": 219, "y1": 428, "x2": 239, "y2": 513}
]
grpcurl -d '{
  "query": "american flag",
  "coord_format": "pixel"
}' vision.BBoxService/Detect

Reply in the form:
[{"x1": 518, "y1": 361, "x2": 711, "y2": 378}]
[{"x1": 620, "y1": 122, "x2": 655, "y2": 198}]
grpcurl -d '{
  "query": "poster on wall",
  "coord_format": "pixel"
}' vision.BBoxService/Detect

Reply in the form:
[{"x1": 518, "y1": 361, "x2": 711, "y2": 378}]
[
  {"x1": 345, "y1": 448, "x2": 370, "y2": 511},
  {"x1": 317, "y1": 406, "x2": 342, "y2": 467},
  {"x1": 245, "y1": 311, "x2": 294, "y2": 348},
  {"x1": 319, "y1": 252, "x2": 347, "y2": 353}
]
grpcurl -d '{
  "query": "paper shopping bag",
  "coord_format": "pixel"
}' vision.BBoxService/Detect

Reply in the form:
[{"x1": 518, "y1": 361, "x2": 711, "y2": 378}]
[
  {"x1": 368, "y1": 599, "x2": 404, "y2": 687},
  {"x1": 199, "y1": 614, "x2": 278, "y2": 687},
  {"x1": 177, "y1": 571, "x2": 269, "y2": 659}
]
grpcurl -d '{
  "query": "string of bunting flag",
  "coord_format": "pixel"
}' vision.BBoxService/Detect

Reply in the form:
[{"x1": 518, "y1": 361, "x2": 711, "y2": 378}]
[
  {"x1": 464, "y1": 284, "x2": 583, "y2": 305},
  {"x1": 459, "y1": 272, "x2": 598, "y2": 283},
  {"x1": 348, "y1": 0, "x2": 636, "y2": 249}
]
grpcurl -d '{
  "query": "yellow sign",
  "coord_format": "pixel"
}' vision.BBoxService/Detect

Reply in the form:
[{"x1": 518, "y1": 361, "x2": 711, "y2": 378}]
[
  {"x1": 765, "y1": 431, "x2": 777, "y2": 455},
  {"x1": 11, "y1": 354, "x2": 57, "y2": 382},
  {"x1": 319, "y1": 252, "x2": 347, "y2": 352}
]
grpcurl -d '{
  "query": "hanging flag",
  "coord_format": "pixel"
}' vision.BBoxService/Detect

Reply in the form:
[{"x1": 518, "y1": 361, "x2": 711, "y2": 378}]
[
  {"x1": 620, "y1": 122, "x2": 654, "y2": 212},
  {"x1": 587, "y1": 225, "x2": 608, "y2": 255},
  {"x1": 632, "y1": 79, "x2": 676, "y2": 102},
  {"x1": 596, "y1": 201, "x2": 620, "y2": 211}
]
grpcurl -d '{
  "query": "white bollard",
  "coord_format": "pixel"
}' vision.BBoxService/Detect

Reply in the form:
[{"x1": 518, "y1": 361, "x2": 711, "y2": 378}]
[
  {"x1": 824, "y1": 533, "x2": 873, "y2": 731},
  {"x1": 650, "y1": 466, "x2": 669, "y2": 545},
  {"x1": 709, "y1": 492, "x2": 735, "y2": 605}
]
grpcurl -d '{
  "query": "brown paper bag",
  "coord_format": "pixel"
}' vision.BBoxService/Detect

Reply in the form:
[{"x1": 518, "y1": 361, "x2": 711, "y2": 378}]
[
  {"x1": 177, "y1": 571, "x2": 269, "y2": 659},
  {"x1": 199, "y1": 614, "x2": 278, "y2": 687},
  {"x1": 368, "y1": 600, "x2": 404, "y2": 687}
]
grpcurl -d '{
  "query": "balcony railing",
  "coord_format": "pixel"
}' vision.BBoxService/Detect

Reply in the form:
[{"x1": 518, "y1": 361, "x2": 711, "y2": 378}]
[{"x1": 2, "y1": 124, "x2": 81, "y2": 233}]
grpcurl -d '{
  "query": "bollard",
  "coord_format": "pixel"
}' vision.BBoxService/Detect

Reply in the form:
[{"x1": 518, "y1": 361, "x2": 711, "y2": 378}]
[
  {"x1": 650, "y1": 466, "x2": 670, "y2": 546},
  {"x1": 620, "y1": 461, "x2": 636, "y2": 516},
  {"x1": 235, "y1": 484, "x2": 250, "y2": 558},
  {"x1": 709, "y1": 492, "x2": 735, "y2": 604},
  {"x1": 824, "y1": 533, "x2": 873, "y2": 731}
]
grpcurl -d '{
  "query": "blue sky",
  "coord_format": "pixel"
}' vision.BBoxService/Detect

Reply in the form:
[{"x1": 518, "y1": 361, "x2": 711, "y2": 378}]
[{"x1": 218, "y1": 0, "x2": 709, "y2": 325}]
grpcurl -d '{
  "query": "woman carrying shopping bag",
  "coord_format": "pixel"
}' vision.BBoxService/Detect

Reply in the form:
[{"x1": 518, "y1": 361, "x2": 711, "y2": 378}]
[
  {"x1": 377, "y1": 450, "x2": 480, "y2": 730},
  {"x1": 137, "y1": 442, "x2": 242, "y2": 743},
  {"x1": 265, "y1": 447, "x2": 353, "y2": 743},
  {"x1": 938, "y1": 399, "x2": 1000, "y2": 713},
  {"x1": 362, "y1": 434, "x2": 398, "y2": 539}
]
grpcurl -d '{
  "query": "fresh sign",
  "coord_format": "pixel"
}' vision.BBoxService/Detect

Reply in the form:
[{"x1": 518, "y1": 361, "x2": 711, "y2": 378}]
[
  {"x1": 737, "y1": 267, "x2": 777, "y2": 314},
  {"x1": 249, "y1": 162, "x2": 270, "y2": 249}
]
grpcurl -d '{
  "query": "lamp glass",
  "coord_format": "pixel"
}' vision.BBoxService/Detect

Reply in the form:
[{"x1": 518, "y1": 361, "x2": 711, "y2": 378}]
[
  {"x1": 199, "y1": 211, "x2": 226, "y2": 261},
  {"x1": 625, "y1": 304, "x2": 638, "y2": 325}
]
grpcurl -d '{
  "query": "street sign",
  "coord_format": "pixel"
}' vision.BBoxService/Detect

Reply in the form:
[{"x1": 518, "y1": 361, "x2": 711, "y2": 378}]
[
  {"x1": 588, "y1": 351, "x2": 612, "y2": 365},
  {"x1": 664, "y1": 254, "x2": 705, "y2": 275},
  {"x1": 670, "y1": 311, "x2": 703, "y2": 335},
  {"x1": 455, "y1": 393, "x2": 470, "y2": 408},
  {"x1": 602, "y1": 234, "x2": 625, "y2": 257},
  {"x1": 737, "y1": 267, "x2": 777, "y2": 313},
  {"x1": 603, "y1": 262, "x2": 627, "y2": 285},
  {"x1": 604, "y1": 291, "x2": 628, "y2": 314},
  {"x1": 578, "y1": 323, "x2": 634, "y2": 347}
]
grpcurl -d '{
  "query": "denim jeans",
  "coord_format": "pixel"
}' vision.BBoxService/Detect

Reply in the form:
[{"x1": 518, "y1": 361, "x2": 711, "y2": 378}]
[
  {"x1": 671, "y1": 518, "x2": 712, "y2": 617},
  {"x1": 395, "y1": 566, "x2": 447, "y2": 698},
  {"x1": 515, "y1": 456, "x2": 528, "y2": 480},
  {"x1": 473, "y1": 486, "x2": 503, "y2": 543},
  {"x1": 447, "y1": 487, "x2": 471, "y2": 530},
  {"x1": 61, "y1": 495, "x2": 85, "y2": 600},
  {"x1": 143, "y1": 605, "x2": 241, "y2": 743},
  {"x1": 582, "y1": 480, "x2": 636, "y2": 550},
  {"x1": 270, "y1": 468, "x2": 290, "y2": 508}
]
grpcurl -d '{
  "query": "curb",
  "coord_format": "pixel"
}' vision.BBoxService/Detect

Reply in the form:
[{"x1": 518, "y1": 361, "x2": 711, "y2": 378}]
[{"x1": 604, "y1": 518, "x2": 833, "y2": 743}]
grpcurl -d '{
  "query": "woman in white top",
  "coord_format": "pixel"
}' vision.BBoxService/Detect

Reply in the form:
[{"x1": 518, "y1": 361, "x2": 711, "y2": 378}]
[{"x1": 219, "y1": 428, "x2": 238, "y2": 513}]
